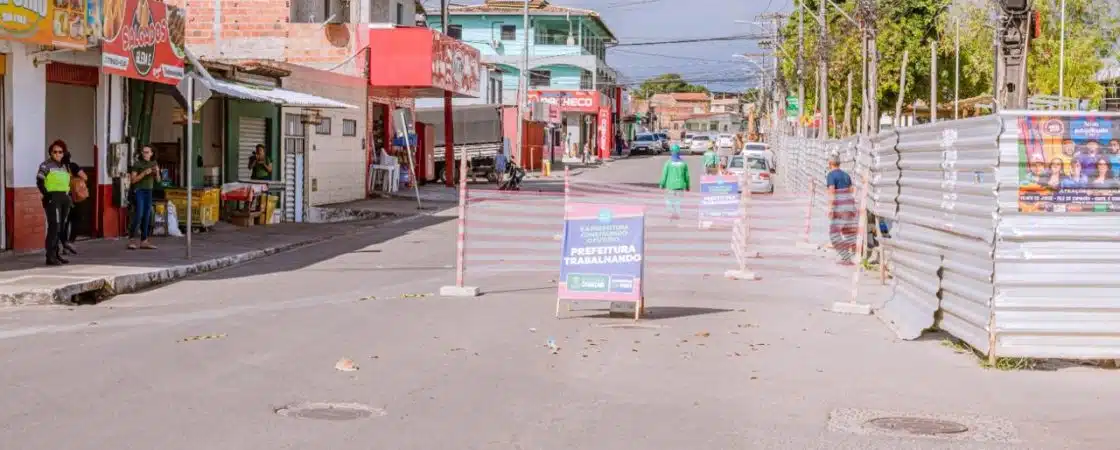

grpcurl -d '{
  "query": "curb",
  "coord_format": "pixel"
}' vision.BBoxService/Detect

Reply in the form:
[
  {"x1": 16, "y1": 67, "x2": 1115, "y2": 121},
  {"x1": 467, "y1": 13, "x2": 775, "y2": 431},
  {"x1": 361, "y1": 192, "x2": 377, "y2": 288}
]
[{"x1": 0, "y1": 213, "x2": 424, "y2": 307}]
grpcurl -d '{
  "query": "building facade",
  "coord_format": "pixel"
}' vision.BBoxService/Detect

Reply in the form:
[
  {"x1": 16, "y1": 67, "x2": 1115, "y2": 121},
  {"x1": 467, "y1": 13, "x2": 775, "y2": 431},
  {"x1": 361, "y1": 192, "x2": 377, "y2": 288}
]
[{"x1": 429, "y1": 0, "x2": 621, "y2": 159}]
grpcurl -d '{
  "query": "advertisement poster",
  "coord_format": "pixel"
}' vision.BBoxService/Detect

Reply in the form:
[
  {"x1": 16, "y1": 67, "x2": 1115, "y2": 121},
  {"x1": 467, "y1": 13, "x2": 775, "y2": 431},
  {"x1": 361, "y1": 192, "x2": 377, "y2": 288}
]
[
  {"x1": 528, "y1": 90, "x2": 600, "y2": 113},
  {"x1": 597, "y1": 107, "x2": 611, "y2": 159},
  {"x1": 431, "y1": 32, "x2": 481, "y2": 98},
  {"x1": 0, "y1": 0, "x2": 95, "y2": 49},
  {"x1": 558, "y1": 203, "x2": 645, "y2": 302},
  {"x1": 699, "y1": 175, "x2": 740, "y2": 227},
  {"x1": 100, "y1": 0, "x2": 186, "y2": 85},
  {"x1": 1017, "y1": 116, "x2": 1120, "y2": 213}
]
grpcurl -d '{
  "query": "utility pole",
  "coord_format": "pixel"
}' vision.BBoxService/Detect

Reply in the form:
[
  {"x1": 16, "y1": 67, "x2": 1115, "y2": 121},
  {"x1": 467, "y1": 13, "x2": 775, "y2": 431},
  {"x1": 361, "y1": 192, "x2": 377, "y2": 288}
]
[
  {"x1": 515, "y1": 0, "x2": 530, "y2": 162},
  {"x1": 930, "y1": 40, "x2": 937, "y2": 123},
  {"x1": 797, "y1": 0, "x2": 805, "y2": 131},
  {"x1": 857, "y1": 0, "x2": 879, "y2": 134},
  {"x1": 995, "y1": 0, "x2": 1031, "y2": 110},
  {"x1": 818, "y1": 0, "x2": 829, "y2": 139}
]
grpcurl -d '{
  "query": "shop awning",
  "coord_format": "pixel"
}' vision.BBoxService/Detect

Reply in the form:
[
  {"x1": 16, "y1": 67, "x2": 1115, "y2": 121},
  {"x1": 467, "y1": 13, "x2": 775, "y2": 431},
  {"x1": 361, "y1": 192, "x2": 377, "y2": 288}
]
[{"x1": 204, "y1": 78, "x2": 358, "y2": 109}]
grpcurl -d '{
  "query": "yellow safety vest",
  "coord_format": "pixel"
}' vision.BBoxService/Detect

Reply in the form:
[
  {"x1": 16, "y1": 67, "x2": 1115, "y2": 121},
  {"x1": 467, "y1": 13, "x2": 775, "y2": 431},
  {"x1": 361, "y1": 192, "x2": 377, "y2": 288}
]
[{"x1": 44, "y1": 168, "x2": 71, "y2": 192}]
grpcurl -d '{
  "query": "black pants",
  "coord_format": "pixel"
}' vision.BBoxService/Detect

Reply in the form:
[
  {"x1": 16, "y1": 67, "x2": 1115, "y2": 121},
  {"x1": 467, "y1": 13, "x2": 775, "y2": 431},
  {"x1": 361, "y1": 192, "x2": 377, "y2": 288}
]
[{"x1": 43, "y1": 192, "x2": 72, "y2": 260}]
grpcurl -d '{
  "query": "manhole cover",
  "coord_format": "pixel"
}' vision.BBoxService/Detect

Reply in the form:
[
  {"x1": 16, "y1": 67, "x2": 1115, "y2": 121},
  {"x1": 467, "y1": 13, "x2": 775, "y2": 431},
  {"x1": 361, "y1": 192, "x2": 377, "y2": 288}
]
[
  {"x1": 275, "y1": 402, "x2": 385, "y2": 421},
  {"x1": 866, "y1": 417, "x2": 969, "y2": 435}
]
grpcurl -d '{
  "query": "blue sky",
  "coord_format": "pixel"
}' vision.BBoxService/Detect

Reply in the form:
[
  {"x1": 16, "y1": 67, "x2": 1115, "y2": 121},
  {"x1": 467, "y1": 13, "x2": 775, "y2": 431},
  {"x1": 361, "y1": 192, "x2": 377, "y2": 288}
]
[{"x1": 558, "y1": 0, "x2": 794, "y2": 93}]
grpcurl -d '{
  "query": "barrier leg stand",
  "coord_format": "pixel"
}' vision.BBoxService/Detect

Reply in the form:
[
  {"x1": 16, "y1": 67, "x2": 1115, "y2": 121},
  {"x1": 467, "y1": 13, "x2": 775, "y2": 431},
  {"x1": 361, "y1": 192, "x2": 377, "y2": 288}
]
[
  {"x1": 796, "y1": 183, "x2": 821, "y2": 250},
  {"x1": 830, "y1": 176, "x2": 872, "y2": 315},
  {"x1": 725, "y1": 172, "x2": 759, "y2": 281},
  {"x1": 440, "y1": 158, "x2": 480, "y2": 297},
  {"x1": 563, "y1": 167, "x2": 574, "y2": 313}
]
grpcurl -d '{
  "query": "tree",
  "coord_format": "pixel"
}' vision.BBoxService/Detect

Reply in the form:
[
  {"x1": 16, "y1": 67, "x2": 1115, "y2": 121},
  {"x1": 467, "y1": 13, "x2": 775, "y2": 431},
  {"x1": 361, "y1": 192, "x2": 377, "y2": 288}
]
[{"x1": 632, "y1": 73, "x2": 710, "y2": 100}]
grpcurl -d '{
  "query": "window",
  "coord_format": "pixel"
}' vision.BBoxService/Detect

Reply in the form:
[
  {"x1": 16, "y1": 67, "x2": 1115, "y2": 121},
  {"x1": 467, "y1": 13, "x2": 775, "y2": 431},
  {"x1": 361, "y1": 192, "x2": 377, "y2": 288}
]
[
  {"x1": 342, "y1": 119, "x2": 358, "y2": 137},
  {"x1": 395, "y1": 2, "x2": 405, "y2": 25},
  {"x1": 529, "y1": 70, "x2": 550, "y2": 88},
  {"x1": 500, "y1": 24, "x2": 516, "y2": 41},
  {"x1": 316, "y1": 117, "x2": 332, "y2": 135},
  {"x1": 284, "y1": 114, "x2": 305, "y2": 137},
  {"x1": 447, "y1": 24, "x2": 463, "y2": 39},
  {"x1": 579, "y1": 70, "x2": 592, "y2": 90}
]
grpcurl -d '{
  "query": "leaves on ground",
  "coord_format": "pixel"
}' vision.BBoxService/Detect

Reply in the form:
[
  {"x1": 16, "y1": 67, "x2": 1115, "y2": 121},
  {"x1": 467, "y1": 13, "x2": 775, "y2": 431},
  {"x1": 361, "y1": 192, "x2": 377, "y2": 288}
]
[{"x1": 177, "y1": 333, "x2": 226, "y2": 343}]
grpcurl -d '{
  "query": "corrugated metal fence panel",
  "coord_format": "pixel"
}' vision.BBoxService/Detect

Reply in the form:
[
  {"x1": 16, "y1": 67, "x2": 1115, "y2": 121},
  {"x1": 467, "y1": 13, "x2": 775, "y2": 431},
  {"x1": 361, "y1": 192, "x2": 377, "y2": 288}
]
[
  {"x1": 992, "y1": 111, "x2": 1120, "y2": 359},
  {"x1": 869, "y1": 130, "x2": 900, "y2": 219},
  {"x1": 238, "y1": 117, "x2": 267, "y2": 182}
]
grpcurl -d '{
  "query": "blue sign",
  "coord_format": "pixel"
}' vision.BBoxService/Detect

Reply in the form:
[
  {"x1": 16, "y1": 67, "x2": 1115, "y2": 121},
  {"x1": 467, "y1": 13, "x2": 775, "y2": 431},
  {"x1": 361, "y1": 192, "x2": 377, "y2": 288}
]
[
  {"x1": 699, "y1": 175, "x2": 740, "y2": 225},
  {"x1": 392, "y1": 133, "x2": 418, "y2": 147},
  {"x1": 558, "y1": 203, "x2": 645, "y2": 302}
]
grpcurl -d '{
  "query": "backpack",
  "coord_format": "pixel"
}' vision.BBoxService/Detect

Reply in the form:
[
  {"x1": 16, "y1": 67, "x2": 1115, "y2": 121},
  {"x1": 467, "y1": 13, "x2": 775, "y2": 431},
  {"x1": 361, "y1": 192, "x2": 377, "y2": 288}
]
[{"x1": 70, "y1": 176, "x2": 89, "y2": 202}]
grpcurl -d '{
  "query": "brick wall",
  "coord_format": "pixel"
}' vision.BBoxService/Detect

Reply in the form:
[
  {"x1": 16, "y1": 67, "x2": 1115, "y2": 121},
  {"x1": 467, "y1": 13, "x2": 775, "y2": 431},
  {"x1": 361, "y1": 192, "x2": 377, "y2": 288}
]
[
  {"x1": 4, "y1": 187, "x2": 45, "y2": 251},
  {"x1": 172, "y1": 0, "x2": 291, "y2": 60}
]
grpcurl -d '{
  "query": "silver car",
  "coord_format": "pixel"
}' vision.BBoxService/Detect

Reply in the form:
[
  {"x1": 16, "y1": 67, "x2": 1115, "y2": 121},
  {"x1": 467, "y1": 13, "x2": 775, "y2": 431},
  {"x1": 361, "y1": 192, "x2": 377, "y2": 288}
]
[
  {"x1": 727, "y1": 154, "x2": 774, "y2": 193},
  {"x1": 690, "y1": 135, "x2": 713, "y2": 155}
]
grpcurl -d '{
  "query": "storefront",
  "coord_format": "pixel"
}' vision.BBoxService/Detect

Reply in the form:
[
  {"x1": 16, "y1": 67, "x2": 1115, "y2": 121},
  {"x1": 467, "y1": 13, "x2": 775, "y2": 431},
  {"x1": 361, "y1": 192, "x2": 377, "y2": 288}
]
[
  {"x1": 367, "y1": 26, "x2": 481, "y2": 190},
  {"x1": 2, "y1": 0, "x2": 103, "y2": 250},
  {"x1": 527, "y1": 90, "x2": 607, "y2": 160}
]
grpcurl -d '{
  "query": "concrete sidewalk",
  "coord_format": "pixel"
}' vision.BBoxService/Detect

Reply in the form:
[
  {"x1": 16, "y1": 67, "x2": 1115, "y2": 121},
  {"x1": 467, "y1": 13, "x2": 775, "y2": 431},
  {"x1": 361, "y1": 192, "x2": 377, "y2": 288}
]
[{"x1": 0, "y1": 212, "x2": 420, "y2": 307}]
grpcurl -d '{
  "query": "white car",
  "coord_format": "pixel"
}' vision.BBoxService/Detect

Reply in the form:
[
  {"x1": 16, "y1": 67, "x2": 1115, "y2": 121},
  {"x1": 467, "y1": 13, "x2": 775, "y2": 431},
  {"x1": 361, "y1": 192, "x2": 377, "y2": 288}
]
[
  {"x1": 689, "y1": 135, "x2": 713, "y2": 154},
  {"x1": 727, "y1": 154, "x2": 774, "y2": 193},
  {"x1": 742, "y1": 143, "x2": 775, "y2": 171},
  {"x1": 716, "y1": 134, "x2": 736, "y2": 149},
  {"x1": 681, "y1": 134, "x2": 695, "y2": 150}
]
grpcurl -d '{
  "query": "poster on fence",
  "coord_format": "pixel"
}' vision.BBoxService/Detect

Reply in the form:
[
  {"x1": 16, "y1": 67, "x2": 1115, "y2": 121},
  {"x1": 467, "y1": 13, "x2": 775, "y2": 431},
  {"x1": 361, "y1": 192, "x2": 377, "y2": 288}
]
[
  {"x1": 699, "y1": 175, "x2": 740, "y2": 228},
  {"x1": 1017, "y1": 115, "x2": 1120, "y2": 213},
  {"x1": 558, "y1": 203, "x2": 645, "y2": 303}
]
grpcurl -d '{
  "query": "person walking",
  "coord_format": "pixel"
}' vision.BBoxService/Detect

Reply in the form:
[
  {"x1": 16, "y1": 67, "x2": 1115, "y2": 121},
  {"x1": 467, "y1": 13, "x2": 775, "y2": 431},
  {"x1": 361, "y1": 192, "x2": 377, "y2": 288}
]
[
  {"x1": 702, "y1": 145, "x2": 719, "y2": 175},
  {"x1": 826, "y1": 155, "x2": 857, "y2": 265},
  {"x1": 494, "y1": 140, "x2": 509, "y2": 187},
  {"x1": 37, "y1": 141, "x2": 74, "y2": 265},
  {"x1": 61, "y1": 146, "x2": 87, "y2": 255},
  {"x1": 659, "y1": 144, "x2": 691, "y2": 220},
  {"x1": 127, "y1": 145, "x2": 161, "y2": 250}
]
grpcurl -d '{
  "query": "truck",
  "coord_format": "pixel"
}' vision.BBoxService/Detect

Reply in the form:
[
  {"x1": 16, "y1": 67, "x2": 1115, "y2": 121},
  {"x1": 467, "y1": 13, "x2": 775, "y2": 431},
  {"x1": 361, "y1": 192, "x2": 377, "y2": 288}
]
[{"x1": 416, "y1": 104, "x2": 504, "y2": 184}]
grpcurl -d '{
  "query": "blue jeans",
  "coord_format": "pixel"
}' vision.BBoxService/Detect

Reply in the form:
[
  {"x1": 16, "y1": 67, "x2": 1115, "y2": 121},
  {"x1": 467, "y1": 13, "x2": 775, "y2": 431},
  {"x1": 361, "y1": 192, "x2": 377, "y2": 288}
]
[{"x1": 130, "y1": 188, "x2": 153, "y2": 241}]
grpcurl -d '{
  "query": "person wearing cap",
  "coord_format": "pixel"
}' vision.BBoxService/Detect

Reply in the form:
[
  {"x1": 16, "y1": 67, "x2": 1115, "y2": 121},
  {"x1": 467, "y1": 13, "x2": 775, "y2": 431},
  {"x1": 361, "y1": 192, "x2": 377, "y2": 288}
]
[
  {"x1": 659, "y1": 144, "x2": 691, "y2": 220},
  {"x1": 1024, "y1": 153, "x2": 1047, "y2": 187},
  {"x1": 702, "y1": 144, "x2": 719, "y2": 175},
  {"x1": 826, "y1": 155, "x2": 856, "y2": 265},
  {"x1": 37, "y1": 141, "x2": 74, "y2": 266}
]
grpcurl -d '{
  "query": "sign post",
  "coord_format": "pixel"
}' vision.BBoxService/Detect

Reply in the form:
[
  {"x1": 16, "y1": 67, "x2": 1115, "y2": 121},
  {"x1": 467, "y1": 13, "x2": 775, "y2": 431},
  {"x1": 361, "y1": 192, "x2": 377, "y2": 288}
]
[
  {"x1": 786, "y1": 95, "x2": 800, "y2": 118},
  {"x1": 557, "y1": 203, "x2": 646, "y2": 320},
  {"x1": 699, "y1": 175, "x2": 740, "y2": 229}
]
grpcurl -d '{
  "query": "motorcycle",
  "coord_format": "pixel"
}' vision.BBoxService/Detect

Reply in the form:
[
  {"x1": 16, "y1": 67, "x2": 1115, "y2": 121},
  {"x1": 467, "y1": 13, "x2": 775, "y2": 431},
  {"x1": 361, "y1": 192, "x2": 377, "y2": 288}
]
[{"x1": 499, "y1": 161, "x2": 526, "y2": 191}]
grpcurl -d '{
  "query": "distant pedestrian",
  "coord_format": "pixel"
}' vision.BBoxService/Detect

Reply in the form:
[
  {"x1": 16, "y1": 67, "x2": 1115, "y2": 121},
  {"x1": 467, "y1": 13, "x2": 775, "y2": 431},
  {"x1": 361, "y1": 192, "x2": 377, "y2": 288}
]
[
  {"x1": 495, "y1": 140, "x2": 509, "y2": 186},
  {"x1": 128, "y1": 145, "x2": 161, "y2": 250},
  {"x1": 37, "y1": 140, "x2": 74, "y2": 265},
  {"x1": 702, "y1": 145, "x2": 719, "y2": 175},
  {"x1": 581, "y1": 143, "x2": 591, "y2": 164},
  {"x1": 61, "y1": 146, "x2": 87, "y2": 255},
  {"x1": 826, "y1": 155, "x2": 857, "y2": 265},
  {"x1": 659, "y1": 144, "x2": 691, "y2": 220}
]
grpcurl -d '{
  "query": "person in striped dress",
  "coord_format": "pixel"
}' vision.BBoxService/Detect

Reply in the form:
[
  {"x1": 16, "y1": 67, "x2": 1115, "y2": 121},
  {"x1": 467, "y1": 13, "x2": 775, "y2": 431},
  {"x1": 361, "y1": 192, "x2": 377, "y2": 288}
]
[{"x1": 825, "y1": 156, "x2": 857, "y2": 265}]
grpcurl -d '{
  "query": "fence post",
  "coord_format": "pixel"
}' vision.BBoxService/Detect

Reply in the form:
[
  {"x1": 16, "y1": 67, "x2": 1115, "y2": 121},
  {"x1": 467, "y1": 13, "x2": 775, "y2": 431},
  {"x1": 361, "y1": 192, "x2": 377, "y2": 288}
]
[
  {"x1": 803, "y1": 183, "x2": 815, "y2": 244},
  {"x1": 439, "y1": 153, "x2": 481, "y2": 297}
]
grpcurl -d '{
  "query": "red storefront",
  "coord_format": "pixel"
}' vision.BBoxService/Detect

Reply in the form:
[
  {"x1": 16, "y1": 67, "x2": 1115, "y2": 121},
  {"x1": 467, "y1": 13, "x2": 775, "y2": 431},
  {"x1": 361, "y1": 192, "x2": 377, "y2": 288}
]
[
  {"x1": 367, "y1": 27, "x2": 481, "y2": 190},
  {"x1": 527, "y1": 90, "x2": 613, "y2": 160}
]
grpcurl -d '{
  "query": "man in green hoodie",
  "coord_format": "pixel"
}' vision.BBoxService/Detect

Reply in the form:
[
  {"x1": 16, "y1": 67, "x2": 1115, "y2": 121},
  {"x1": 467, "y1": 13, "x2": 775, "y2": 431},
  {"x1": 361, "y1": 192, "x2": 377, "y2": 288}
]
[
  {"x1": 702, "y1": 146, "x2": 719, "y2": 175},
  {"x1": 659, "y1": 144, "x2": 691, "y2": 220}
]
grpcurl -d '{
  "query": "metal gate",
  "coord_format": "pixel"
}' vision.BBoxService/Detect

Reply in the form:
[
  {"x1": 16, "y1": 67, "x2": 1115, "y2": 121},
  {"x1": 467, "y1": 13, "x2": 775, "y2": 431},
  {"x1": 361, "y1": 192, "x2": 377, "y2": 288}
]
[
  {"x1": 283, "y1": 113, "x2": 306, "y2": 222},
  {"x1": 237, "y1": 117, "x2": 267, "y2": 181}
]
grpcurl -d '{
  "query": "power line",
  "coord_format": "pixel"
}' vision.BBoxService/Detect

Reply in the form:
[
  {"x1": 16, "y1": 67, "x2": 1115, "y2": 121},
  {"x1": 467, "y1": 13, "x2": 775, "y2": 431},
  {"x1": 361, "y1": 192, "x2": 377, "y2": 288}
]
[{"x1": 614, "y1": 33, "x2": 768, "y2": 47}]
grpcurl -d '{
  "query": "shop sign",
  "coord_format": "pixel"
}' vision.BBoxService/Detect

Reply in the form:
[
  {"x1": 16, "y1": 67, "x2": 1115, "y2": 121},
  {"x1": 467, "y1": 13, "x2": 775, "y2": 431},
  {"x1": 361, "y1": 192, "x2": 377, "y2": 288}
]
[
  {"x1": 597, "y1": 107, "x2": 610, "y2": 156},
  {"x1": 0, "y1": 0, "x2": 95, "y2": 49},
  {"x1": 431, "y1": 33, "x2": 481, "y2": 98},
  {"x1": 100, "y1": 0, "x2": 185, "y2": 85},
  {"x1": 529, "y1": 90, "x2": 599, "y2": 114}
]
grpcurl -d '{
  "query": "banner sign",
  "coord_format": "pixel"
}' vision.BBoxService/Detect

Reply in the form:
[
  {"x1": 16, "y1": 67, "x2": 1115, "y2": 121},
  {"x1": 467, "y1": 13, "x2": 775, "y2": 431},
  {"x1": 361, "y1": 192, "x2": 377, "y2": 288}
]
[
  {"x1": 1017, "y1": 115, "x2": 1120, "y2": 213},
  {"x1": 699, "y1": 175, "x2": 740, "y2": 227},
  {"x1": 528, "y1": 90, "x2": 600, "y2": 113},
  {"x1": 558, "y1": 203, "x2": 645, "y2": 302},
  {"x1": 0, "y1": 0, "x2": 95, "y2": 49},
  {"x1": 101, "y1": 0, "x2": 186, "y2": 85},
  {"x1": 597, "y1": 107, "x2": 611, "y2": 159}
]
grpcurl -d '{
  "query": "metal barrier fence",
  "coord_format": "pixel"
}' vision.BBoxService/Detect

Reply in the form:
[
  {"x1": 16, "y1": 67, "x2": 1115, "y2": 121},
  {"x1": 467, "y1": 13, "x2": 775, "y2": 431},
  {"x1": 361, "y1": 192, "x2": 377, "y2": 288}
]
[{"x1": 771, "y1": 110, "x2": 1120, "y2": 361}]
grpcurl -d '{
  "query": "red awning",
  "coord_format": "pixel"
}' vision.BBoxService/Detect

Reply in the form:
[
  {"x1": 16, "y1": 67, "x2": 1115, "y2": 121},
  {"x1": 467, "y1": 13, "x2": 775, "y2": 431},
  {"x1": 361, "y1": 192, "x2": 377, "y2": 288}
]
[{"x1": 368, "y1": 27, "x2": 482, "y2": 99}]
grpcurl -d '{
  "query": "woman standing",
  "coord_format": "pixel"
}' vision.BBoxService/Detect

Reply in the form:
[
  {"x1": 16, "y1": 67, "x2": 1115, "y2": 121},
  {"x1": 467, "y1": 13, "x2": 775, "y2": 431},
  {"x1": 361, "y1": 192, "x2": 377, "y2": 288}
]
[
  {"x1": 61, "y1": 147, "x2": 87, "y2": 255},
  {"x1": 36, "y1": 141, "x2": 73, "y2": 265},
  {"x1": 128, "y1": 145, "x2": 161, "y2": 250}
]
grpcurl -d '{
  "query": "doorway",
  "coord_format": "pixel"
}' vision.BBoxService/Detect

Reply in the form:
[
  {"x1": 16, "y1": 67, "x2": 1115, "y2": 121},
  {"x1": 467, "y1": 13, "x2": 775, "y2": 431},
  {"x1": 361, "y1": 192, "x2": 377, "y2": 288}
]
[{"x1": 44, "y1": 63, "x2": 98, "y2": 241}]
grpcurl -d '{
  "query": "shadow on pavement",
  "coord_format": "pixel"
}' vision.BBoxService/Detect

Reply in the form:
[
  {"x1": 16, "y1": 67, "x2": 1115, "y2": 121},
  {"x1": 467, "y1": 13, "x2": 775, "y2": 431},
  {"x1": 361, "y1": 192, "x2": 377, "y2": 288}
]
[{"x1": 575, "y1": 306, "x2": 734, "y2": 321}]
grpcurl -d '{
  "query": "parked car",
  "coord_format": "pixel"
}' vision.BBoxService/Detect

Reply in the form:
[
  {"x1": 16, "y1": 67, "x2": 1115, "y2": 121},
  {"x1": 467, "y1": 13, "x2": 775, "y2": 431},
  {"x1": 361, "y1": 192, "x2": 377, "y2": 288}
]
[
  {"x1": 654, "y1": 133, "x2": 670, "y2": 152},
  {"x1": 690, "y1": 135, "x2": 713, "y2": 155},
  {"x1": 716, "y1": 134, "x2": 735, "y2": 149},
  {"x1": 681, "y1": 134, "x2": 695, "y2": 150},
  {"x1": 742, "y1": 143, "x2": 775, "y2": 172},
  {"x1": 727, "y1": 154, "x2": 774, "y2": 193},
  {"x1": 631, "y1": 133, "x2": 662, "y2": 154}
]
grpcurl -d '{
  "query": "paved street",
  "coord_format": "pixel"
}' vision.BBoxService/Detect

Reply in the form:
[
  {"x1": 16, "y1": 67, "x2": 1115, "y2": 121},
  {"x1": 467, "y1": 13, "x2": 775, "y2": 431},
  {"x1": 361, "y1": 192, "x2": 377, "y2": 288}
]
[{"x1": 1, "y1": 155, "x2": 1119, "y2": 449}]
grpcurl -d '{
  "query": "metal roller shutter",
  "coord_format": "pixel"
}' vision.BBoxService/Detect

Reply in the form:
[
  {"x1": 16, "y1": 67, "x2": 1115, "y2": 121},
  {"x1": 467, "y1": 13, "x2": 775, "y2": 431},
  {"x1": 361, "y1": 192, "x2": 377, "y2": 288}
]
[{"x1": 238, "y1": 117, "x2": 267, "y2": 181}]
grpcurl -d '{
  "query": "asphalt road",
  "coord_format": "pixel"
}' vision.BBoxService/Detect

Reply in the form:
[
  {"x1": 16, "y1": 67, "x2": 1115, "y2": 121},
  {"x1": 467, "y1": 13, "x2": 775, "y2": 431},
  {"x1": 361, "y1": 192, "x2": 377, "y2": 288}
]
[{"x1": 1, "y1": 155, "x2": 1118, "y2": 450}]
